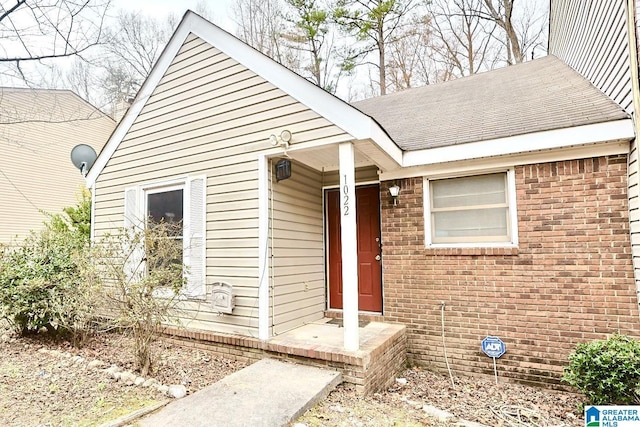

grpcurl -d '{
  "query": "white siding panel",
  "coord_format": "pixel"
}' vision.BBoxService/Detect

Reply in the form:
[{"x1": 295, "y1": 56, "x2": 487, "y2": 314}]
[
  {"x1": 135, "y1": 82, "x2": 278, "y2": 127},
  {"x1": 93, "y1": 36, "x2": 353, "y2": 338},
  {"x1": 271, "y1": 161, "x2": 325, "y2": 335},
  {"x1": 164, "y1": 43, "x2": 224, "y2": 78},
  {"x1": 549, "y1": 0, "x2": 633, "y2": 114}
]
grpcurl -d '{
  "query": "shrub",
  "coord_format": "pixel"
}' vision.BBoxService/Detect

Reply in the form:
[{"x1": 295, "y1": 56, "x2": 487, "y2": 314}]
[
  {"x1": 563, "y1": 334, "x2": 640, "y2": 404},
  {"x1": 0, "y1": 190, "x2": 98, "y2": 342},
  {"x1": 97, "y1": 221, "x2": 186, "y2": 376}
]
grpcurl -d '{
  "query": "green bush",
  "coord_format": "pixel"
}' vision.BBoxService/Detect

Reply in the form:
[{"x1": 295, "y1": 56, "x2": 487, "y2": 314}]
[
  {"x1": 563, "y1": 334, "x2": 640, "y2": 404},
  {"x1": 0, "y1": 190, "x2": 97, "y2": 341}
]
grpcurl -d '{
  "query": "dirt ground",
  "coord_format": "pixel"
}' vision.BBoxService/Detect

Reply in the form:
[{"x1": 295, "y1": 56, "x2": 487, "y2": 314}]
[
  {"x1": 296, "y1": 368, "x2": 584, "y2": 426},
  {"x1": 0, "y1": 330, "x2": 245, "y2": 426},
  {"x1": 0, "y1": 330, "x2": 584, "y2": 427}
]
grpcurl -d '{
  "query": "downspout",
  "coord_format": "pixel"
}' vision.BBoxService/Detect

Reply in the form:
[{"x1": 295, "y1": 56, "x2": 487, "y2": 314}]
[
  {"x1": 258, "y1": 155, "x2": 271, "y2": 340},
  {"x1": 270, "y1": 160, "x2": 275, "y2": 335},
  {"x1": 89, "y1": 182, "x2": 96, "y2": 244},
  {"x1": 626, "y1": 0, "x2": 640, "y2": 315}
]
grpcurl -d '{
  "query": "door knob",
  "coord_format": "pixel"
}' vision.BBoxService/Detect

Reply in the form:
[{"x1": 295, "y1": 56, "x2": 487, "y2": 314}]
[{"x1": 375, "y1": 254, "x2": 381, "y2": 261}]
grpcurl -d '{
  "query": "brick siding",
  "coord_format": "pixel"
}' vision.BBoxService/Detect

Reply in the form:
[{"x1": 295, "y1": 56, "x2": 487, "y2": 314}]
[{"x1": 380, "y1": 155, "x2": 640, "y2": 387}]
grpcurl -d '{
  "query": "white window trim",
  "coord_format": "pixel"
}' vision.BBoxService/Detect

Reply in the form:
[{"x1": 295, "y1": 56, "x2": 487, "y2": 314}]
[
  {"x1": 143, "y1": 181, "x2": 187, "y2": 300},
  {"x1": 144, "y1": 182, "x2": 185, "y2": 229},
  {"x1": 125, "y1": 175, "x2": 207, "y2": 299},
  {"x1": 423, "y1": 169, "x2": 519, "y2": 248}
]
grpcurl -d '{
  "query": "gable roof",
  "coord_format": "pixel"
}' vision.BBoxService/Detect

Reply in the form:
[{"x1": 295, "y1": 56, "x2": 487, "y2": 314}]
[
  {"x1": 85, "y1": 11, "x2": 401, "y2": 187},
  {"x1": 352, "y1": 55, "x2": 629, "y2": 151},
  {"x1": 0, "y1": 87, "x2": 113, "y2": 125}
]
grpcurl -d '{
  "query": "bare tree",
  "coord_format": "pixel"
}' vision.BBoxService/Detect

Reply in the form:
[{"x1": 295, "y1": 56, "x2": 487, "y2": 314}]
[
  {"x1": 0, "y1": 0, "x2": 111, "y2": 85},
  {"x1": 474, "y1": 0, "x2": 547, "y2": 64},
  {"x1": 60, "y1": 10, "x2": 179, "y2": 118},
  {"x1": 103, "y1": 11, "x2": 175, "y2": 87},
  {"x1": 232, "y1": 0, "x2": 298, "y2": 68},
  {"x1": 65, "y1": 58, "x2": 103, "y2": 108},
  {"x1": 428, "y1": 0, "x2": 499, "y2": 77},
  {"x1": 386, "y1": 15, "x2": 428, "y2": 90},
  {"x1": 98, "y1": 10, "x2": 177, "y2": 107},
  {"x1": 333, "y1": 0, "x2": 415, "y2": 95}
]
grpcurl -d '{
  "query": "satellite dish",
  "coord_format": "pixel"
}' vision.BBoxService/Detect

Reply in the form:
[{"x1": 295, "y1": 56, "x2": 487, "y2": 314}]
[{"x1": 70, "y1": 144, "x2": 97, "y2": 177}]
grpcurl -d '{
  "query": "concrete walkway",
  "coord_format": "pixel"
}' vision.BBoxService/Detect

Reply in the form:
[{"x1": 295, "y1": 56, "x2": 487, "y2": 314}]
[{"x1": 137, "y1": 359, "x2": 342, "y2": 427}]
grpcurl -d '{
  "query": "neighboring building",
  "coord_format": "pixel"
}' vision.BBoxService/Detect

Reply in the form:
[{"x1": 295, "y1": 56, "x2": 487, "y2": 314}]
[
  {"x1": 0, "y1": 88, "x2": 115, "y2": 245},
  {"x1": 550, "y1": 0, "x2": 640, "y2": 374},
  {"x1": 87, "y1": 11, "x2": 640, "y2": 388},
  {"x1": 550, "y1": 0, "x2": 640, "y2": 302}
]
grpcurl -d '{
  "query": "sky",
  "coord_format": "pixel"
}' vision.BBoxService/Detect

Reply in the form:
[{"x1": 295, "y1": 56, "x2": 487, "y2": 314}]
[{"x1": 109, "y1": 0, "x2": 237, "y2": 32}]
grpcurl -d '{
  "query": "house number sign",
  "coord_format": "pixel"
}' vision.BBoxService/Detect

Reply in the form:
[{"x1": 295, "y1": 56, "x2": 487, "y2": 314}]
[{"x1": 343, "y1": 174, "x2": 350, "y2": 216}]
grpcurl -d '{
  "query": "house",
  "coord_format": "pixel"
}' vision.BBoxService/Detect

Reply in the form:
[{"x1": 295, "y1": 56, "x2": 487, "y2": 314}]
[
  {"x1": 0, "y1": 88, "x2": 115, "y2": 245},
  {"x1": 86, "y1": 10, "x2": 640, "y2": 390}
]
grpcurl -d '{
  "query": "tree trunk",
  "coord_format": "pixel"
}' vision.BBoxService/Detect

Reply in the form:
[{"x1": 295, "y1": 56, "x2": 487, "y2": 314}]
[
  {"x1": 378, "y1": 28, "x2": 387, "y2": 95},
  {"x1": 482, "y1": 0, "x2": 524, "y2": 64}
]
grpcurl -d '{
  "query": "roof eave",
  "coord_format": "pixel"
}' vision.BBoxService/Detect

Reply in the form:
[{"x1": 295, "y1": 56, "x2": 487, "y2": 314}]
[{"x1": 402, "y1": 118, "x2": 635, "y2": 168}]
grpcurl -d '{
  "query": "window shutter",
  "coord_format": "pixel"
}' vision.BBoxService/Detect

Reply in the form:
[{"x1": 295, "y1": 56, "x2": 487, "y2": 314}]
[
  {"x1": 184, "y1": 175, "x2": 206, "y2": 298},
  {"x1": 123, "y1": 186, "x2": 144, "y2": 282}
]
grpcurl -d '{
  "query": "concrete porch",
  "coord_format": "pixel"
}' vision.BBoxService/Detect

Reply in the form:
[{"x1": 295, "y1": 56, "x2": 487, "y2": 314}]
[{"x1": 161, "y1": 319, "x2": 407, "y2": 394}]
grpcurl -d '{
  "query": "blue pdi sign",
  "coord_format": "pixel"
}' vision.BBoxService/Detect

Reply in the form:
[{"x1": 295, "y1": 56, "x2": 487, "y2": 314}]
[{"x1": 481, "y1": 336, "x2": 506, "y2": 358}]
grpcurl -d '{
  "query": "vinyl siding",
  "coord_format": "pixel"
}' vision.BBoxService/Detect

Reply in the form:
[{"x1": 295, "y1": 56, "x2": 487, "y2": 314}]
[
  {"x1": 0, "y1": 89, "x2": 114, "y2": 245},
  {"x1": 549, "y1": 0, "x2": 633, "y2": 113},
  {"x1": 93, "y1": 34, "x2": 353, "y2": 337},
  {"x1": 271, "y1": 161, "x2": 325, "y2": 335}
]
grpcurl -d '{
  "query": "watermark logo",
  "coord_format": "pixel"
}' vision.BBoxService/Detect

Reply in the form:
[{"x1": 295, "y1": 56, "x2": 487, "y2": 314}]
[
  {"x1": 586, "y1": 406, "x2": 600, "y2": 427},
  {"x1": 585, "y1": 406, "x2": 640, "y2": 427}
]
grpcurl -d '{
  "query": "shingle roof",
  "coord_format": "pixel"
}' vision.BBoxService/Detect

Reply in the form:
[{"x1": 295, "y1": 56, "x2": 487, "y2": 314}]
[
  {"x1": 351, "y1": 55, "x2": 629, "y2": 151},
  {"x1": 0, "y1": 87, "x2": 112, "y2": 124}
]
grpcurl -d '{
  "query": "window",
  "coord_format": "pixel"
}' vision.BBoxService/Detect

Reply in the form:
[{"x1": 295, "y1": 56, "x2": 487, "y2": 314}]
[
  {"x1": 145, "y1": 188, "x2": 185, "y2": 272},
  {"x1": 146, "y1": 187, "x2": 184, "y2": 265},
  {"x1": 424, "y1": 171, "x2": 517, "y2": 246},
  {"x1": 124, "y1": 175, "x2": 206, "y2": 298}
]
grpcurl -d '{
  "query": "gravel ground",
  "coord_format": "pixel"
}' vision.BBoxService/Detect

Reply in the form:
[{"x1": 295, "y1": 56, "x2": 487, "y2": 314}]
[{"x1": 0, "y1": 329, "x2": 584, "y2": 427}]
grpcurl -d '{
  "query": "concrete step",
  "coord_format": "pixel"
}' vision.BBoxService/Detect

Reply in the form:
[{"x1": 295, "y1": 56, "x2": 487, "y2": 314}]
[{"x1": 138, "y1": 358, "x2": 342, "y2": 427}]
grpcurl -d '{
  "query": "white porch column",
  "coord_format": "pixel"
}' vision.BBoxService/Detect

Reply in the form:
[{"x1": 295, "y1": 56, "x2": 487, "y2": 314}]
[{"x1": 339, "y1": 142, "x2": 359, "y2": 351}]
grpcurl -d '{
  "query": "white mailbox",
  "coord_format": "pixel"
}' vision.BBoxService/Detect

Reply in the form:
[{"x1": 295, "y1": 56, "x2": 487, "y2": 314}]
[{"x1": 211, "y1": 281, "x2": 235, "y2": 314}]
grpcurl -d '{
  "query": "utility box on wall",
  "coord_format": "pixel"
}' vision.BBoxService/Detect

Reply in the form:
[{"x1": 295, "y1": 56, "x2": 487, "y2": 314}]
[
  {"x1": 275, "y1": 158, "x2": 291, "y2": 182},
  {"x1": 211, "y1": 281, "x2": 235, "y2": 314}
]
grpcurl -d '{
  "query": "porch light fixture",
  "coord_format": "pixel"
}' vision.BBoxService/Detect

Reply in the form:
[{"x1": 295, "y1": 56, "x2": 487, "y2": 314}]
[
  {"x1": 389, "y1": 184, "x2": 400, "y2": 206},
  {"x1": 269, "y1": 130, "x2": 292, "y2": 147},
  {"x1": 269, "y1": 130, "x2": 293, "y2": 157}
]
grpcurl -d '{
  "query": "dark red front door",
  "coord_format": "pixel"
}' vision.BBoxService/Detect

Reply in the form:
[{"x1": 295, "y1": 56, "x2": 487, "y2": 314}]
[{"x1": 326, "y1": 185, "x2": 382, "y2": 312}]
